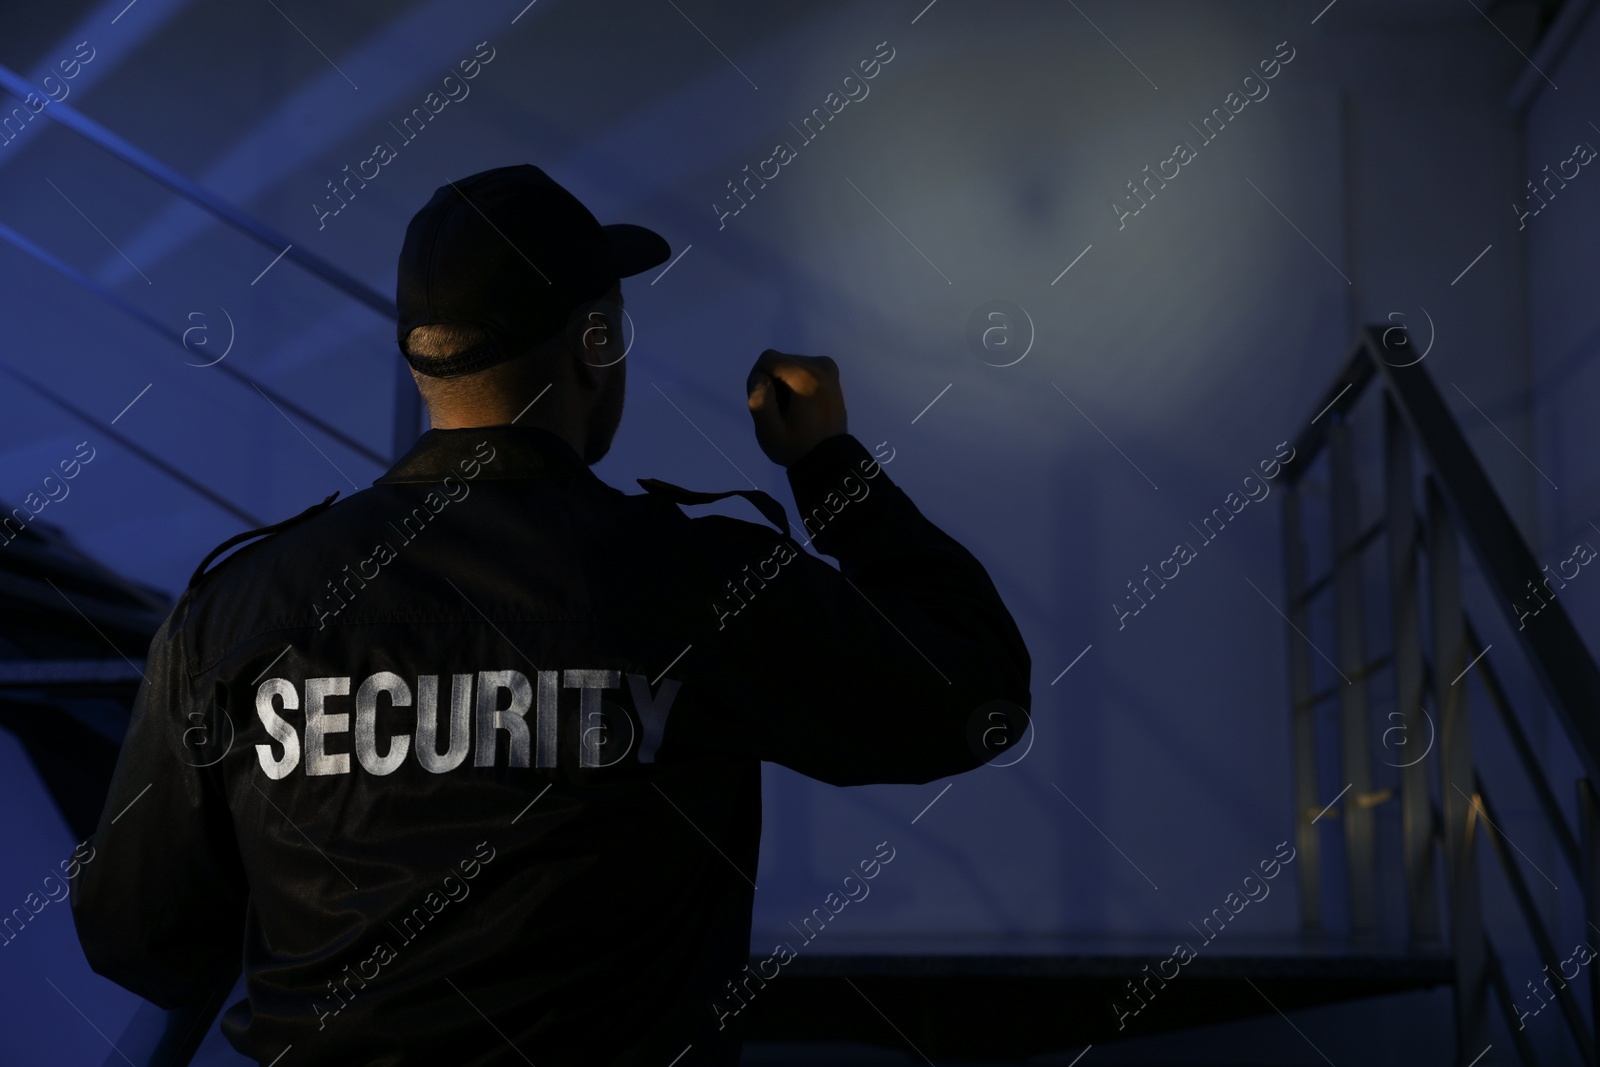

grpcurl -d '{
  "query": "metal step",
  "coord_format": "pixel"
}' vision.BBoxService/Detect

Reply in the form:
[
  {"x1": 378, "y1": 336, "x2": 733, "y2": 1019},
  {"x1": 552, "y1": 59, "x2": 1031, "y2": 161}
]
[{"x1": 733, "y1": 935, "x2": 1453, "y2": 1059}]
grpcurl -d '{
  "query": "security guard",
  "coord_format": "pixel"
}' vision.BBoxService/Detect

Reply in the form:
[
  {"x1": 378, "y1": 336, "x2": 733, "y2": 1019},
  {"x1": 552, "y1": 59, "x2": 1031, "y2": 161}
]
[{"x1": 71, "y1": 164, "x2": 1032, "y2": 1066}]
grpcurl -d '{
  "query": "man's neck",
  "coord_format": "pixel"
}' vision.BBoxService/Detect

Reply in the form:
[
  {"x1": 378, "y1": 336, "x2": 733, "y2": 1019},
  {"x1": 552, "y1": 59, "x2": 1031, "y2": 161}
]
[{"x1": 427, "y1": 402, "x2": 585, "y2": 459}]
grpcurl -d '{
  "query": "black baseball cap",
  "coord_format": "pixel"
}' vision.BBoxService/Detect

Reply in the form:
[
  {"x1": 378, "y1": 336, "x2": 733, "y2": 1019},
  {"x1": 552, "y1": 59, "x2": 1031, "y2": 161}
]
[{"x1": 396, "y1": 164, "x2": 670, "y2": 378}]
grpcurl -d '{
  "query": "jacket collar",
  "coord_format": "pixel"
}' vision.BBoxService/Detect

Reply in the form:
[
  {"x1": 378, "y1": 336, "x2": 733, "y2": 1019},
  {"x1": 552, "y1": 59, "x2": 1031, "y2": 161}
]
[{"x1": 374, "y1": 424, "x2": 595, "y2": 484}]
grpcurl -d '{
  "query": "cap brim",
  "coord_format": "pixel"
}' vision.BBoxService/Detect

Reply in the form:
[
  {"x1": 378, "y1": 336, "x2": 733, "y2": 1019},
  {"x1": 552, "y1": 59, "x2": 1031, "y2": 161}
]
[{"x1": 603, "y1": 223, "x2": 671, "y2": 279}]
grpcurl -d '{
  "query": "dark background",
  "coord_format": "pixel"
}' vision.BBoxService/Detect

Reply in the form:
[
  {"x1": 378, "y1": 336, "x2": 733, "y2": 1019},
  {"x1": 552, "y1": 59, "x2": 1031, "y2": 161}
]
[{"x1": 0, "y1": 0, "x2": 1595, "y2": 1062}]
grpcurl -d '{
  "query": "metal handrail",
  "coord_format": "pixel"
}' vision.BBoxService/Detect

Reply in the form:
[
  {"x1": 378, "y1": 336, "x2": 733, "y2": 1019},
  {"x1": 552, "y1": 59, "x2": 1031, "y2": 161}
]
[
  {"x1": 0, "y1": 65, "x2": 392, "y2": 319},
  {"x1": 1293, "y1": 517, "x2": 1388, "y2": 608},
  {"x1": 0, "y1": 63, "x2": 421, "y2": 1066},
  {"x1": 0, "y1": 361, "x2": 263, "y2": 527},
  {"x1": 1285, "y1": 328, "x2": 1600, "y2": 782},
  {"x1": 1475, "y1": 772, "x2": 1595, "y2": 1059},
  {"x1": 0, "y1": 218, "x2": 388, "y2": 468},
  {"x1": 1280, "y1": 327, "x2": 1600, "y2": 1064},
  {"x1": 0, "y1": 61, "x2": 420, "y2": 463},
  {"x1": 1465, "y1": 620, "x2": 1582, "y2": 876}
]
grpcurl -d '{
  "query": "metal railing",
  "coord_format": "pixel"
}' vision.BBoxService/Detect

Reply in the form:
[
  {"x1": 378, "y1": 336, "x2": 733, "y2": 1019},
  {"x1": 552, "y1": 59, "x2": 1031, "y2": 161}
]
[
  {"x1": 1, "y1": 63, "x2": 420, "y2": 1067},
  {"x1": 1280, "y1": 325, "x2": 1600, "y2": 1064},
  {"x1": 0, "y1": 61, "x2": 419, "y2": 473}
]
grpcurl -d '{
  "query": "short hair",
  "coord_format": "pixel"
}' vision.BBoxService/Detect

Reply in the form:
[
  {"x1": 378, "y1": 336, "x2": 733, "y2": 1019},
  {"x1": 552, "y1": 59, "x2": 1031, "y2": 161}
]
[
  {"x1": 403, "y1": 284, "x2": 623, "y2": 379},
  {"x1": 403, "y1": 323, "x2": 493, "y2": 363}
]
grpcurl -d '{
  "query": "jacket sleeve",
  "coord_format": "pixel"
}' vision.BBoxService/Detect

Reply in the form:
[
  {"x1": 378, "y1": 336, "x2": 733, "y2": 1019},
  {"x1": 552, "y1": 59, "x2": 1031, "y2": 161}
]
[
  {"x1": 680, "y1": 434, "x2": 1032, "y2": 785},
  {"x1": 70, "y1": 607, "x2": 247, "y2": 1009}
]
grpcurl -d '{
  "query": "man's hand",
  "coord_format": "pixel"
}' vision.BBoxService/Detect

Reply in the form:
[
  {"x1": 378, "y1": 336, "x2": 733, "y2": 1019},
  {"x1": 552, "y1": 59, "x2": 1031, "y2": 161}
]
[{"x1": 746, "y1": 349, "x2": 849, "y2": 467}]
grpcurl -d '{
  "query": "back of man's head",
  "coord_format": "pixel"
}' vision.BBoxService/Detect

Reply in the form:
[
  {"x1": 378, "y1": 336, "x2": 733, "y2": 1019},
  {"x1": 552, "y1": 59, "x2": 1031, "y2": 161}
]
[
  {"x1": 394, "y1": 165, "x2": 659, "y2": 451},
  {"x1": 402, "y1": 283, "x2": 626, "y2": 462}
]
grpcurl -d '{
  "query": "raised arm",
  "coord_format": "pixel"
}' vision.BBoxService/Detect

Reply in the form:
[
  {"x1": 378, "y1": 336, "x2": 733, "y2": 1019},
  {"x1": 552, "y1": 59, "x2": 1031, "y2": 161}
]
[{"x1": 670, "y1": 351, "x2": 1032, "y2": 785}]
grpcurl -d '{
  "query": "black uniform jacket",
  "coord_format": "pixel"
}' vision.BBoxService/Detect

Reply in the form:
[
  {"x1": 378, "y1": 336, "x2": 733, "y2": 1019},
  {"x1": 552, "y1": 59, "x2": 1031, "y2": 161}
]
[{"x1": 70, "y1": 424, "x2": 1032, "y2": 1066}]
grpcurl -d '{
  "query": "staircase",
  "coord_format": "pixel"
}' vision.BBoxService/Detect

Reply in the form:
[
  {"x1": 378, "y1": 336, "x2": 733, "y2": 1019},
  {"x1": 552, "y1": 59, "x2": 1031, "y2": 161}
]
[
  {"x1": 0, "y1": 512, "x2": 166, "y2": 843},
  {"x1": 65, "y1": 332, "x2": 1597, "y2": 1063},
  {"x1": 730, "y1": 326, "x2": 1600, "y2": 1065},
  {"x1": 1275, "y1": 325, "x2": 1600, "y2": 1064},
  {"x1": 0, "y1": 97, "x2": 1584, "y2": 1056}
]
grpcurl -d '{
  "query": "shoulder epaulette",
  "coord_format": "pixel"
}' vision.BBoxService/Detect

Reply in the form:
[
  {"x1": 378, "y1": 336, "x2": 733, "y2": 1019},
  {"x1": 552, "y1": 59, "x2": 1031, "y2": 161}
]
[
  {"x1": 637, "y1": 478, "x2": 790, "y2": 537},
  {"x1": 184, "y1": 491, "x2": 342, "y2": 593}
]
